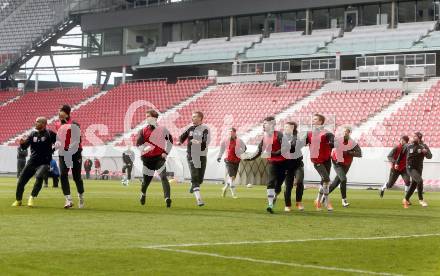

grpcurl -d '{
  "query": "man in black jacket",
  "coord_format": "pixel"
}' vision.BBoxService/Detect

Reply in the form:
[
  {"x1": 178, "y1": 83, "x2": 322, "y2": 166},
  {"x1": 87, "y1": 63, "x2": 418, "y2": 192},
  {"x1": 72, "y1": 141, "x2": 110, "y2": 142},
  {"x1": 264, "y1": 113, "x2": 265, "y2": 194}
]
[
  {"x1": 400, "y1": 132, "x2": 432, "y2": 208},
  {"x1": 16, "y1": 146, "x2": 28, "y2": 178},
  {"x1": 12, "y1": 117, "x2": 56, "y2": 207},
  {"x1": 178, "y1": 111, "x2": 210, "y2": 207},
  {"x1": 121, "y1": 146, "x2": 135, "y2": 186}
]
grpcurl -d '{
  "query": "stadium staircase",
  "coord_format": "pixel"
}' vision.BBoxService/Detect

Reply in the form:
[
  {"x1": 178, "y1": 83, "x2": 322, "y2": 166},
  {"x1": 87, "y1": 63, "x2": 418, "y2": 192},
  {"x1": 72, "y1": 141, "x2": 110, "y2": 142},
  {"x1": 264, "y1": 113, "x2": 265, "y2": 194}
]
[
  {"x1": 112, "y1": 83, "x2": 219, "y2": 146},
  {"x1": 352, "y1": 78, "x2": 440, "y2": 142}
]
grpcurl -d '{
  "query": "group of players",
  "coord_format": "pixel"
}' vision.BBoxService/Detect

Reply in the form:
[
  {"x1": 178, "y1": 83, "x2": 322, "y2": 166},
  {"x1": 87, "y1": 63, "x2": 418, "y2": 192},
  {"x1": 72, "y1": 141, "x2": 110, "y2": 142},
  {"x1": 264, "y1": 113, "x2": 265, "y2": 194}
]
[{"x1": 11, "y1": 107, "x2": 433, "y2": 213}]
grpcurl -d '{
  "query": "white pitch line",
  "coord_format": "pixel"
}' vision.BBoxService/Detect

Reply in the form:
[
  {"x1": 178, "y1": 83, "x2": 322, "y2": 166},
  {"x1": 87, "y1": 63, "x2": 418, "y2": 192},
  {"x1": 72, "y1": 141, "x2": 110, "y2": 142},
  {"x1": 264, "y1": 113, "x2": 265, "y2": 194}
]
[
  {"x1": 142, "y1": 233, "x2": 440, "y2": 249},
  {"x1": 151, "y1": 247, "x2": 402, "y2": 276}
]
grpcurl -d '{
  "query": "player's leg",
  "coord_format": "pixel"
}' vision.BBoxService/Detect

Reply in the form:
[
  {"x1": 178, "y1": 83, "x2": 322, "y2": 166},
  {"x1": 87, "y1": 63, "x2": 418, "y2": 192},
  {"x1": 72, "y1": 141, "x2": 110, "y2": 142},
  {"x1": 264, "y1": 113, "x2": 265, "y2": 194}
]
[
  {"x1": 380, "y1": 169, "x2": 399, "y2": 197},
  {"x1": 404, "y1": 168, "x2": 420, "y2": 208},
  {"x1": 53, "y1": 174, "x2": 59, "y2": 188},
  {"x1": 284, "y1": 162, "x2": 294, "y2": 212},
  {"x1": 156, "y1": 159, "x2": 172, "y2": 208},
  {"x1": 121, "y1": 164, "x2": 128, "y2": 185},
  {"x1": 294, "y1": 162, "x2": 305, "y2": 210},
  {"x1": 127, "y1": 164, "x2": 132, "y2": 181},
  {"x1": 222, "y1": 161, "x2": 231, "y2": 197},
  {"x1": 13, "y1": 162, "x2": 37, "y2": 206},
  {"x1": 413, "y1": 168, "x2": 427, "y2": 206},
  {"x1": 227, "y1": 162, "x2": 239, "y2": 198},
  {"x1": 401, "y1": 171, "x2": 411, "y2": 194},
  {"x1": 72, "y1": 152, "x2": 85, "y2": 208},
  {"x1": 140, "y1": 156, "x2": 155, "y2": 205},
  {"x1": 28, "y1": 165, "x2": 49, "y2": 206},
  {"x1": 58, "y1": 156, "x2": 73, "y2": 208},
  {"x1": 266, "y1": 162, "x2": 280, "y2": 213}
]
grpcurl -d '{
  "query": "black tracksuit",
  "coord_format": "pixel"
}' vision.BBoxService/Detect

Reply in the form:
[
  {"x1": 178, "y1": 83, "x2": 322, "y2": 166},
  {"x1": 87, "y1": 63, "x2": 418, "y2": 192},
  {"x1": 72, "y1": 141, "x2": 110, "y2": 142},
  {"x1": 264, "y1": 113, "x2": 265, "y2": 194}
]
[
  {"x1": 17, "y1": 147, "x2": 28, "y2": 178},
  {"x1": 281, "y1": 131, "x2": 305, "y2": 206},
  {"x1": 179, "y1": 124, "x2": 210, "y2": 190},
  {"x1": 122, "y1": 150, "x2": 135, "y2": 180},
  {"x1": 398, "y1": 142, "x2": 433, "y2": 201},
  {"x1": 15, "y1": 129, "x2": 56, "y2": 201},
  {"x1": 58, "y1": 120, "x2": 84, "y2": 196}
]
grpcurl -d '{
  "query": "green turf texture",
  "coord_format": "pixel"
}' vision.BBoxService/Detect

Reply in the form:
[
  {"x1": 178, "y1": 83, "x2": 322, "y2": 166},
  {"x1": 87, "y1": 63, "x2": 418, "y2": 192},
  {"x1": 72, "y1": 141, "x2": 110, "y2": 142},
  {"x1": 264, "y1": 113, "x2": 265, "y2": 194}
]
[{"x1": 0, "y1": 176, "x2": 439, "y2": 275}]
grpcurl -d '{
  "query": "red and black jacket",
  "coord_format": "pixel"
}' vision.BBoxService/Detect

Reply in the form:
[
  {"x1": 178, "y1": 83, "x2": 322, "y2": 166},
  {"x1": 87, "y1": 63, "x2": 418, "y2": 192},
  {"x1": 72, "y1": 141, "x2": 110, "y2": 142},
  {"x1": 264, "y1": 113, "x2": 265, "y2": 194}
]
[
  {"x1": 218, "y1": 137, "x2": 247, "y2": 163},
  {"x1": 306, "y1": 129, "x2": 334, "y2": 164},
  {"x1": 331, "y1": 137, "x2": 362, "y2": 166},
  {"x1": 387, "y1": 144, "x2": 406, "y2": 172},
  {"x1": 137, "y1": 125, "x2": 173, "y2": 158},
  {"x1": 249, "y1": 131, "x2": 286, "y2": 163}
]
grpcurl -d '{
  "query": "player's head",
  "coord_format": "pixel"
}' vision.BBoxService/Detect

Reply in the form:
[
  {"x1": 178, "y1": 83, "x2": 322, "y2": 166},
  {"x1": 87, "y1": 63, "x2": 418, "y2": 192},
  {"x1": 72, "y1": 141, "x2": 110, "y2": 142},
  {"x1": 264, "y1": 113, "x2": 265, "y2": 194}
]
[
  {"x1": 344, "y1": 126, "x2": 352, "y2": 138},
  {"x1": 400, "y1": 135, "x2": 409, "y2": 145},
  {"x1": 263, "y1": 116, "x2": 276, "y2": 132},
  {"x1": 229, "y1": 127, "x2": 237, "y2": 138},
  {"x1": 192, "y1": 111, "x2": 204, "y2": 125},
  {"x1": 146, "y1": 109, "x2": 159, "y2": 126},
  {"x1": 283, "y1": 121, "x2": 298, "y2": 135},
  {"x1": 312, "y1": 114, "x2": 325, "y2": 126},
  {"x1": 59, "y1": 105, "x2": 71, "y2": 123},
  {"x1": 412, "y1": 132, "x2": 423, "y2": 144},
  {"x1": 35, "y1": 117, "x2": 47, "y2": 131}
]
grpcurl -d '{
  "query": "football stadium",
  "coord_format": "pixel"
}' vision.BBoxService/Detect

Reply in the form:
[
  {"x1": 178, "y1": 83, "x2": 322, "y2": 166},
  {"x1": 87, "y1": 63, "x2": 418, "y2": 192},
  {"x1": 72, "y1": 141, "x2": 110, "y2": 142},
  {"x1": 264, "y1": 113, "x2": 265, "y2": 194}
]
[{"x1": 1, "y1": 0, "x2": 440, "y2": 275}]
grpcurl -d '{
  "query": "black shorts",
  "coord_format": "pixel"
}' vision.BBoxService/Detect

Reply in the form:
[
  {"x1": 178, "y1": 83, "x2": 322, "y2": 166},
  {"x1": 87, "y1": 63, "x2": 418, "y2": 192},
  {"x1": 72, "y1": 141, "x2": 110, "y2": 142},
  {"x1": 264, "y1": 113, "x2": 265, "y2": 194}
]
[{"x1": 225, "y1": 161, "x2": 240, "y2": 177}]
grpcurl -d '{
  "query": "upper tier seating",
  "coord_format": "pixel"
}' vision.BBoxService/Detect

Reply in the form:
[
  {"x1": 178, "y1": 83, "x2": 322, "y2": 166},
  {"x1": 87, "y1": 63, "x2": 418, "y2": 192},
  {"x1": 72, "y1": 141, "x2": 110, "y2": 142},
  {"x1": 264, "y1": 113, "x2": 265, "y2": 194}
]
[
  {"x1": 139, "y1": 40, "x2": 192, "y2": 65},
  {"x1": 245, "y1": 29, "x2": 340, "y2": 59},
  {"x1": 174, "y1": 35, "x2": 262, "y2": 63}
]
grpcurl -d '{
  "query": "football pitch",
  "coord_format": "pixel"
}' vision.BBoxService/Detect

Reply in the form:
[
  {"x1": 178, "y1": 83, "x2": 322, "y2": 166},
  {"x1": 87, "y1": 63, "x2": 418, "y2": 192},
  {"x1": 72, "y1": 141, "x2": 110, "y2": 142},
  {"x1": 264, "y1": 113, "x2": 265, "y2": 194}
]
[{"x1": 0, "y1": 176, "x2": 439, "y2": 275}]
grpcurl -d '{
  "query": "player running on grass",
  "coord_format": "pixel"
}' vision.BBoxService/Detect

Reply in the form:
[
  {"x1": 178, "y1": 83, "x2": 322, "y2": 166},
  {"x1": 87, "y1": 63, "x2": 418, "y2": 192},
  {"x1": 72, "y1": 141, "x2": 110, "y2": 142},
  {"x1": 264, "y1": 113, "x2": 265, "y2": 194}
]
[
  {"x1": 245, "y1": 116, "x2": 287, "y2": 214},
  {"x1": 379, "y1": 135, "x2": 410, "y2": 198},
  {"x1": 217, "y1": 127, "x2": 247, "y2": 199},
  {"x1": 400, "y1": 132, "x2": 432, "y2": 208},
  {"x1": 306, "y1": 114, "x2": 335, "y2": 211},
  {"x1": 328, "y1": 126, "x2": 362, "y2": 207},
  {"x1": 282, "y1": 121, "x2": 306, "y2": 212},
  {"x1": 177, "y1": 111, "x2": 210, "y2": 207},
  {"x1": 12, "y1": 117, "x2": 56, "y2": 207},
  {"x1": 136, "y1": 109, "x2": 173, "y2": 208}
]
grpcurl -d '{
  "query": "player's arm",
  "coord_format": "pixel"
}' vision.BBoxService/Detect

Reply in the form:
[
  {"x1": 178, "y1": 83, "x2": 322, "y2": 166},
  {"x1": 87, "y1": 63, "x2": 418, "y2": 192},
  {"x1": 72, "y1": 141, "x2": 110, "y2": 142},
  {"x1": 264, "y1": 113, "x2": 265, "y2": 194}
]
[
  {"x1": 164, "y1": 130, "x2": 173, "y2": 155},
  {"x1": 200, "y1": 128, "x2": 210, "y2": 151},
  {"x1": 217, "y1": 141, "x2": 226, "y2": 162},
  {"x1": 422, "y1": 144, "x2": 433, "y2": 159},
  {"x1": 326, "y1": 132, "x2": 335, "y2": 148},
  {"x1": 347, "y1": 144, "x2": 362, "y2": 158},
  {"x1": 387, "y1": 147, "x2": 397, "y2": 163},
  {"x1": 178, "y1": 127, "x2": 190, "y2": 145},
  {"x1": 19, "y1": 134, "x2": 32, "y2": 149},
  {"x1": 246, "y1": 140, "x2": 263, "y2": 161},
  {"x1": 135, "y1": 129, "x2": 144, "y2": 147}
]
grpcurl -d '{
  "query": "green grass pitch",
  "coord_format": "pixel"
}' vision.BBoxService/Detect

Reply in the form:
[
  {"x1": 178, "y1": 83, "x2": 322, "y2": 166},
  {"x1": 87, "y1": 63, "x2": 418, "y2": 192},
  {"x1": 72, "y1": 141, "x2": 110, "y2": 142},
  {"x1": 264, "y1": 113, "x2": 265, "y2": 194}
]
[{"x1": 0, "y1": 176, "x2": 439, "y2": 275}]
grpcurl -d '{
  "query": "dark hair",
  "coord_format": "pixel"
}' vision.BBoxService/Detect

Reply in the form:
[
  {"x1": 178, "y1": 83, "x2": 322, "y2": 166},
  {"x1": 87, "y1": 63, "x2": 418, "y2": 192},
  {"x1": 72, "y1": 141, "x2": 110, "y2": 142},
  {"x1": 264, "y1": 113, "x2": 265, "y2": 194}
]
[
  {"x1": 193, "y1": 111, "x2": 204, "y2": 120},
  {"x1": 314, "y1": 114, "x2": 325, "y2": 124},
  {"x1": 60, "y1": 105, "x2": 71, "y2": 117},
  {"x1": 401, "y1": 135, "x2": 409, "y2": 143},
  {"x1": 414, "y1": 132, "x2": 423, "y2": 141},
  {"x1": 230, "y1": 127, "x2": 237, "y2": 132},
  {"x1": 146, "y1": 109, "x2": 159, "y2": 118},
  {"x1": 286, "y1": 121, "x2": 298, "y2": 134},
  {"x1": 264, "y1": 116, "x2": 275, "y2": 122}
]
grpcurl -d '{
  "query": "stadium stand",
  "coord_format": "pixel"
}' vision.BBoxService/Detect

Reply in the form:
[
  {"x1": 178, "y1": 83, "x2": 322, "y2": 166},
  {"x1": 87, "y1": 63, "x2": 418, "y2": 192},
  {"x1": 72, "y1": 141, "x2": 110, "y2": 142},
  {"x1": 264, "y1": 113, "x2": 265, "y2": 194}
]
[
  {"x1": 0, "y1": 89, "x2": 19, "y2": 104},
  {"x1": 59, "y1": 79, "x2": 213, "y2": 146},
  {"x1": 139, "y1": 40, "x2": 192, "y2": 65},
  {"x1": 167, "y1": 80, "x2": 323, "y2": 145},
  {"x1": 359, "y1": 81, "x2": 440, "y2": 148},
  {"x1": 173, "y1": 35, "x2": 262, "y2": 63},
  {"x1": 245, "y1": 29, "x2": 340, "y2": 60},
  {"x1": 327, "y1": 21, "x2": 437, "y2": 54},
  {"x1": 0, "y1": 0, "x2": 65, "y2": 66},
  {"x1": 0, "y1": 86, "x2": 100, "y2": 144}
]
